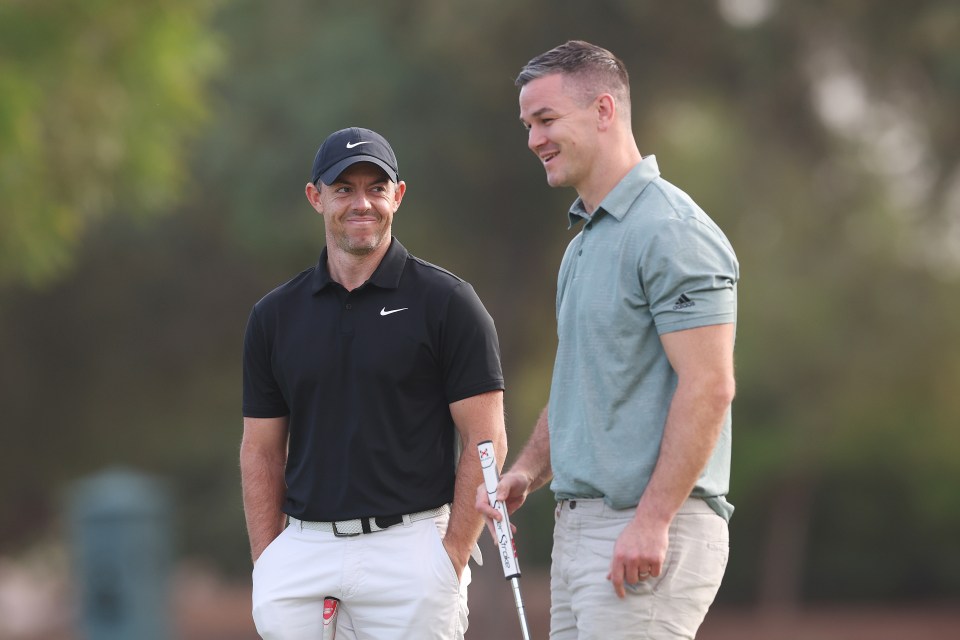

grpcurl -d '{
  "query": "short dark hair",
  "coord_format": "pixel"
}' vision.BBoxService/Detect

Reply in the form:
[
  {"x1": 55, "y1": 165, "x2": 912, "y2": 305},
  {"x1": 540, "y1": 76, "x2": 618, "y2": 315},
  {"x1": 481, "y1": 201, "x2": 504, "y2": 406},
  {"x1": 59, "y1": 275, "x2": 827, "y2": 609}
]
[{"x1": 515, "y1": 40, "x2": 631, "y2": 113}]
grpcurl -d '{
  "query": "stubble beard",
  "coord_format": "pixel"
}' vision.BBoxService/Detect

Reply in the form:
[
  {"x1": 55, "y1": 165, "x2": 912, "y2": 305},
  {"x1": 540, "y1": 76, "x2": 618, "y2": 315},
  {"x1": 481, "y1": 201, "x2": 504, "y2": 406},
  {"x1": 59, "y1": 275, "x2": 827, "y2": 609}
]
[{"x1": 335, "y1": 227, "x2": 387, "y2": 257}]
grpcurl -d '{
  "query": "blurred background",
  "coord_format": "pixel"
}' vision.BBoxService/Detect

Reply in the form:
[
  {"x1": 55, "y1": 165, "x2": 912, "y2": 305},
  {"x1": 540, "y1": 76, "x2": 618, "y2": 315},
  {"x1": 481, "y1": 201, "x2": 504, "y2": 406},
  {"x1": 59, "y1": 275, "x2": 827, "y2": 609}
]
[{"x1": 2, "y1": 0, "x2": 960, "y2": 638}]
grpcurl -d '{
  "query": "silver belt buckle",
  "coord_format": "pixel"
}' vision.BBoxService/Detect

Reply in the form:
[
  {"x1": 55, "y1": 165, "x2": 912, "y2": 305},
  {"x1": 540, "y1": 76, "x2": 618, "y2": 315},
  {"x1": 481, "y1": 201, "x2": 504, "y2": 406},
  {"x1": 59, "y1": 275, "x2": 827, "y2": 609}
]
[{"x1": 332, "y1": 520, "x2": 361, "y2": 537}]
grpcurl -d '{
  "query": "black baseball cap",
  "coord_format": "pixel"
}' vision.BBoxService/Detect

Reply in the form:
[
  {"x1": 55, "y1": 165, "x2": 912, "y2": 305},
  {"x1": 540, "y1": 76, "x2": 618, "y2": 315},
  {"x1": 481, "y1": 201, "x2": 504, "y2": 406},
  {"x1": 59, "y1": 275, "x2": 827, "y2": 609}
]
[{"x1": 310, "y1": 127, "x2": 399, "y2": 186}]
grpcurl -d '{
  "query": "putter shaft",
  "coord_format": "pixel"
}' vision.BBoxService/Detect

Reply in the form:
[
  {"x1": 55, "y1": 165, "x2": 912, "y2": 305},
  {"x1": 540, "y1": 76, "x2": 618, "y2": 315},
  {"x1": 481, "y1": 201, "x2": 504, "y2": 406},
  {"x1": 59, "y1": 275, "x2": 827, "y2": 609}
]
[{"x1": 510, "y1": 577, "x2": 532, "y2": 640}]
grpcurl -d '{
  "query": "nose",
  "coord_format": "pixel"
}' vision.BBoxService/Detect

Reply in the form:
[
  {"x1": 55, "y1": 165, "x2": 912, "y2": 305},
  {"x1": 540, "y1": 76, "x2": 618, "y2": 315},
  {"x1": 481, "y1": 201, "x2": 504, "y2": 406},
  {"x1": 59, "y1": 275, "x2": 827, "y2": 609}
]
[
  {"x1": 350, "y1": 191, "x2": 372, "y2": 211},
  {"x1": 527, "y1": 125, "x2": 546, "y2": 153}
]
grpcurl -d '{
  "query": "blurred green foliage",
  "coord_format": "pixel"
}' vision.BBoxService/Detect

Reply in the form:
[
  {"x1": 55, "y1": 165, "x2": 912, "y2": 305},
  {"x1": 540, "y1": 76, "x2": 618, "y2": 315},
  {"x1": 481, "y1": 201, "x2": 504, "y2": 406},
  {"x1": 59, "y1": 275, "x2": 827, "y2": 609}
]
[
  {"x1": 2, "y1": 0, "x2": 959, "y2": 606},
  {"x1": 0, "y1": 0, "x2": 222, "y2": 286}
]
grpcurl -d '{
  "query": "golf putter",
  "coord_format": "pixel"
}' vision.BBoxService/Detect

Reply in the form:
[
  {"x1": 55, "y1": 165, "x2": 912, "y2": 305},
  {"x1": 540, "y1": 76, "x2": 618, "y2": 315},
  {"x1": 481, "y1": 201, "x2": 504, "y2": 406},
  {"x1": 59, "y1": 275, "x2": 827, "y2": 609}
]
[
  {"x1": 477, "y1": 440, "x2": 532, "y2": 640},
  {"x1": 322, "y1": 597, "x2": 339, "y2": 639}
]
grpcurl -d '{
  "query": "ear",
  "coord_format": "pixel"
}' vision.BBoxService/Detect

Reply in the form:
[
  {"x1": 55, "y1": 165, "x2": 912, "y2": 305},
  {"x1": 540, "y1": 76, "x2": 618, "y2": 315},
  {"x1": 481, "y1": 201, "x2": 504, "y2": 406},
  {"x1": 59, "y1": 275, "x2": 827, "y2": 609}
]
[
  {"x1": 305, "y1": 181, "x2": 323, "y2": 213},
  {"x1": 596, "y1": 93, "x2": 616, "y2": 132},
  {"x1": 392, "y1": 180, "x2": 406, "y2": 210}
]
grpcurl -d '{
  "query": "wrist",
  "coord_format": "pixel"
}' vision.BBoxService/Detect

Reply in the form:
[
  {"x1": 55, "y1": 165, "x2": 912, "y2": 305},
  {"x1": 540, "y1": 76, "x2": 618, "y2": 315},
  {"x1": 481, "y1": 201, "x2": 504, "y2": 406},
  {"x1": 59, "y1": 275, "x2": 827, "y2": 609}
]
[
  {"x1": 635, "y1": 497, "x2": 675, "y2": 528},
  {"x1": 442, "y1": 537, "x2": 471, "y2": 571},
  {"x1": 505, "y1": 465, "x2": 536, "y2": 490}
]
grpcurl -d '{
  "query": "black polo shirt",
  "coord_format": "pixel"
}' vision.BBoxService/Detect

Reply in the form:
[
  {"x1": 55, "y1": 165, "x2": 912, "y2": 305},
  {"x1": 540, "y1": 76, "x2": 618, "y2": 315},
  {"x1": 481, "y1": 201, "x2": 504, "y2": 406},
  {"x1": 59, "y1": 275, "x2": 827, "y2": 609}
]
[{"x1": 243, "y1": 238, "x2": 504, "y2": 521}]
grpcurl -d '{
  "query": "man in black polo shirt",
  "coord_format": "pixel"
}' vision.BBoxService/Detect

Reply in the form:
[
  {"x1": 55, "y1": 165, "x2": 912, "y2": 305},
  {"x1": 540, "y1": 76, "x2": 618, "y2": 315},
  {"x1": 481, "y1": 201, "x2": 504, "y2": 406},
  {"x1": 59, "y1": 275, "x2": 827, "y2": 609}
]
[{"x1": 241, "y1": 127, "x2": 507, "y2": 640}]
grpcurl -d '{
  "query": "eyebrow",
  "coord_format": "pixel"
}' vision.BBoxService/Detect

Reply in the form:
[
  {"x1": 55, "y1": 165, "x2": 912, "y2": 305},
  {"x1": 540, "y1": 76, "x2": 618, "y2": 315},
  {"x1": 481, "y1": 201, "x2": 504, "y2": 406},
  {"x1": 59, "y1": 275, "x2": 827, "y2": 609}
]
[
  {"x1": 520, "y1": 106, "x2": 556, "y2": 123},
  {"x1": 330, "y1": 175, "x2": 390, "y2": 188}
]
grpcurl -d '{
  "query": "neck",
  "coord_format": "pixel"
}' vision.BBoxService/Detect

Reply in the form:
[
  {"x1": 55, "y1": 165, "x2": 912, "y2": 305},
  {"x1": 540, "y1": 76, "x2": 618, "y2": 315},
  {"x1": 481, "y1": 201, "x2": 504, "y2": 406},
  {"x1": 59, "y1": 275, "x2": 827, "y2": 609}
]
[
  {"x1": 578, "y1": 133, "x2": 643, "y2": 214},
  {"x1": 326, "y1": 238, "x2": 391, "y2": 292}
]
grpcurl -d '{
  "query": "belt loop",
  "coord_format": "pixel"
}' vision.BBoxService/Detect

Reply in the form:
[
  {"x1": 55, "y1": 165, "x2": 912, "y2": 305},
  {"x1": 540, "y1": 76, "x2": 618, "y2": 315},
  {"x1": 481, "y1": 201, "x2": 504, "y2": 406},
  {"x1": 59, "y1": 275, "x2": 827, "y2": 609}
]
[{"x1": 402, "y1": 513, "x2": 412, "y2": 527}]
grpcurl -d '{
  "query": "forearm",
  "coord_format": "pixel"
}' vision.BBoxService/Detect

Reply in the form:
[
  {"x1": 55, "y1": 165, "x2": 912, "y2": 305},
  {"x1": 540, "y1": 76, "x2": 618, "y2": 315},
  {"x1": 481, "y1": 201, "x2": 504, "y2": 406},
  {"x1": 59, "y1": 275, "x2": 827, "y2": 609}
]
[
  {"x1": 637, "y1": 379, "x2": 732, "y2": 525},
  {"x1": 445, "y1": 390, "x2": 507, "y2": 569},
  {"x1": 240, "y1": 442, "x2": 287, "y2": 563},
  {"x1": 508, "y1": 406, "x2": 553, "y2": 492},
  {"x1": 444, "y1": 440, "x2": 499, "y2": 565}
]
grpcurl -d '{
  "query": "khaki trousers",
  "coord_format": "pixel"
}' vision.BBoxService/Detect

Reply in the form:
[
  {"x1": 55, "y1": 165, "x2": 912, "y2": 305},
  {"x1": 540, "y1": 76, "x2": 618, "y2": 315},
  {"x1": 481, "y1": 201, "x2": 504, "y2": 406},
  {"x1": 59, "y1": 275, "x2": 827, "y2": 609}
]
[{"x1": 550, "y1": 497, "x2": 728, "y2": 639}]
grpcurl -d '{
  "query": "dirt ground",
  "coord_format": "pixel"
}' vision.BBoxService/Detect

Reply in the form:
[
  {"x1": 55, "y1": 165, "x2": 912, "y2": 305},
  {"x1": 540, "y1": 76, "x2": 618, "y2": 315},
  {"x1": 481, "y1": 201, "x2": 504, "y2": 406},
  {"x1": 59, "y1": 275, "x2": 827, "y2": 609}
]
[
  {"x1": 172, "y1": 565, "x2": 960, "y2": 640},
  {"x1": 4, "y1": 562, "x2": 957, "y2": 639}
]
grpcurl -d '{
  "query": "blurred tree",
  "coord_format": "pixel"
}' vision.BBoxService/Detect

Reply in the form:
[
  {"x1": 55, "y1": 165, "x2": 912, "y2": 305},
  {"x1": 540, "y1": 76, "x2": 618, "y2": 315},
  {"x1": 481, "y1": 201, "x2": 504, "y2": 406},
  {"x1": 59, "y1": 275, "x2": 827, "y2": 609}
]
[
  {"x1": 0, "y1": 0, "x2": 223, "y2": 286},
  {"x1": 711, "y1": 0, "x2": 960, "y2": 608},
  {"x1": 2, "y1": 0, "x2": 959, "y2": 606}
]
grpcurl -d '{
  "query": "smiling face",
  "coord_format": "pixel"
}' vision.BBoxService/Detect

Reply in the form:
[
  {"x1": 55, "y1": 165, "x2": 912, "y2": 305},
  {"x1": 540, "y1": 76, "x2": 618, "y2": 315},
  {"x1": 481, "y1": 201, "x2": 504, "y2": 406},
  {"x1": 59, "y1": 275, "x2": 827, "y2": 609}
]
[
  {"x1": 519, "y1": 73, "x2": 602, "y2": 191},
  {"x1": 307, "y1": 162, "x2": 406, "y2": 257}
]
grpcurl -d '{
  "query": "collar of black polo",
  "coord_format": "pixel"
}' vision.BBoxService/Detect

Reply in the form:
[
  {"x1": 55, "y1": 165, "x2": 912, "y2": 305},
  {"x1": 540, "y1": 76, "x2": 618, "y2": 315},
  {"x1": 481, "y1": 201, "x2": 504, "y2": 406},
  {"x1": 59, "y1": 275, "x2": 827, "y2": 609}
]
[{"x1": 312, "y1": 237, "x2": 408, "y2": 294}]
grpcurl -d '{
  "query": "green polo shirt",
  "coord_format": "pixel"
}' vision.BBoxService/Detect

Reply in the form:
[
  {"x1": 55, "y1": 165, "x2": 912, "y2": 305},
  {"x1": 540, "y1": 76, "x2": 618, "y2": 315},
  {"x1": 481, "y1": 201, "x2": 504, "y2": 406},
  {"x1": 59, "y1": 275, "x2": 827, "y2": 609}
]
[{"x1": 548, "y1": 156, "x2": 739, "y2": 520}]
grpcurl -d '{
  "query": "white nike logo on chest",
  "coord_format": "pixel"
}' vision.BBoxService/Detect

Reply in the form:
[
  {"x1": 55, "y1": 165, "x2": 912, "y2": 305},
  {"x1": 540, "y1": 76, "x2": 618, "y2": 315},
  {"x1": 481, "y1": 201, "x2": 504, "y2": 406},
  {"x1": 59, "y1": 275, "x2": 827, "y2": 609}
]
[{"x1": 380, "y1": 307, "x2": 408, "y2": 316}]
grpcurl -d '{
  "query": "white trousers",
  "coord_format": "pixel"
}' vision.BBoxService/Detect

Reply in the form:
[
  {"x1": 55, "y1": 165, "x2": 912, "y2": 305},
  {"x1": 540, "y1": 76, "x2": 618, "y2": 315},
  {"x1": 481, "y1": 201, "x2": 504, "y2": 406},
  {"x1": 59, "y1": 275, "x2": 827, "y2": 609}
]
[
  {"x1": 252, "y1": 513, "x2": 470, "y2": 640},
  {"x1": 550, "y1": 497, "x2": 729, "y2": 639}
]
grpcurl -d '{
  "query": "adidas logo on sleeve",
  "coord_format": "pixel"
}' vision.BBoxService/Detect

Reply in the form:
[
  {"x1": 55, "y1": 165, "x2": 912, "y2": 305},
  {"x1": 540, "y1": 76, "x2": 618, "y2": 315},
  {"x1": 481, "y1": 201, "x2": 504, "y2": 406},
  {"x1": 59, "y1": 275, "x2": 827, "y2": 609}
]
[{"x1": 673, "y1": 294, "x2": 695, "y2": 310}]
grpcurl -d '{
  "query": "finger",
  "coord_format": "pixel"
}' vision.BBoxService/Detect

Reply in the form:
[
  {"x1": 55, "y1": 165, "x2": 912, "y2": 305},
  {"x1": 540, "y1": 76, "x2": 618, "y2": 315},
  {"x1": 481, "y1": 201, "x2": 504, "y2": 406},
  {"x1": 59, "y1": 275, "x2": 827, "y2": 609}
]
[
  {"x1": 644, "y1": 554, "x2": 663, "y2": 578},
  {"x1": 495, "y1": 474, "x2": 521, "y2": 502},
  {"x1": 474, "y1": 485, "x2": 487, "y2": 512},
  {"x1": 483, "y1": 508, "x2": 502, "y2": 523},
  {"x1": 475, "y1": 485, "x2": 503, "y2": 522},
  {"x1": 607, "y1": 560, "x2": 626, "y2": 599},
  {"x1": 478, "y1": 502, "x2": 502, "y2": 521}
]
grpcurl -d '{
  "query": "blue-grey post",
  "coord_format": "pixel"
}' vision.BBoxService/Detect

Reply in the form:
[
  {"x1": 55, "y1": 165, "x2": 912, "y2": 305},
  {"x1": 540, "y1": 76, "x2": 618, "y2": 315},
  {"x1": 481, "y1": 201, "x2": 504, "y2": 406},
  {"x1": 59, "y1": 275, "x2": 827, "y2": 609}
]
[{"x1": 67, "y1": 468, "x2": 172, "y2": 640}]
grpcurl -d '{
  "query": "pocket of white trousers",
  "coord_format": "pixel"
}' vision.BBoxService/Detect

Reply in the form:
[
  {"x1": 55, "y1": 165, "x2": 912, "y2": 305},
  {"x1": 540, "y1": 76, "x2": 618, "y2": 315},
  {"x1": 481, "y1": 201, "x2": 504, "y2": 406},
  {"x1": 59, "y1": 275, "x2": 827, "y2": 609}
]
[
  {"x1": 252, "y1": 525, "x2": 288, "y2": 575},
  {"x1": 430, "y1": 519, "x2": 461, "y2": 586}
]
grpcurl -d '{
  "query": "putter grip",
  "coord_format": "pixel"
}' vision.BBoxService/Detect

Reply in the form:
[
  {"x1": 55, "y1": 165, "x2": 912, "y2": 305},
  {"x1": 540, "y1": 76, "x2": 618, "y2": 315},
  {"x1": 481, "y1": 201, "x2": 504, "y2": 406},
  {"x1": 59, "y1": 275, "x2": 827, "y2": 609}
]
[{"x1": 477, "y1": 440, "x2": 521, "y2": 579}]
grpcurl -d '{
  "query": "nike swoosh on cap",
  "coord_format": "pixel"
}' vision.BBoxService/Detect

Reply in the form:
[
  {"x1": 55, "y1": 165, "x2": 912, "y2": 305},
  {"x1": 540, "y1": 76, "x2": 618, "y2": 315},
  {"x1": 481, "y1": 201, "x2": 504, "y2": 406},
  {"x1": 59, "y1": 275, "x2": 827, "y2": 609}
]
[
  {"x1": 380, "y1": 307, "x2": 408, "y2": 316},
  {"x1": 346, "y1": 141, "x2": 372, "y2": 148}
]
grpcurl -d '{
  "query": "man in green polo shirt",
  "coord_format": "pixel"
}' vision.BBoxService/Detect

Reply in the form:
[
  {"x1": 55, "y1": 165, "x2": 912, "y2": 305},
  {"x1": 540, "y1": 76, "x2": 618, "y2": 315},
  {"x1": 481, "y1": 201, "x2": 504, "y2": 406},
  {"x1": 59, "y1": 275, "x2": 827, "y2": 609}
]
[{"x1": 477, "y1": 41, "x2": 739, "y2": 638}]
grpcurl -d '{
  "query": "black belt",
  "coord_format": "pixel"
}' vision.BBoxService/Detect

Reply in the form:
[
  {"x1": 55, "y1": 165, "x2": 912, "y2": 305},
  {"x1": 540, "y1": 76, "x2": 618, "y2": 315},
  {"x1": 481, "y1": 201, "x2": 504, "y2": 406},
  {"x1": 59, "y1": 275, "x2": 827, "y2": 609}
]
[{"x1": 289, "y1": 504, "x2": 449, "y2": 537}]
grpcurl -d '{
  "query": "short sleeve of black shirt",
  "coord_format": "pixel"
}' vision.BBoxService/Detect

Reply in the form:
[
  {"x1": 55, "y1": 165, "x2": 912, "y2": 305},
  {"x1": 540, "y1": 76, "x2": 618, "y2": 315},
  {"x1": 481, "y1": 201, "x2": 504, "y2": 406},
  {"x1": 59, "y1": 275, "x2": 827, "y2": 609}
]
[
  {"x1": 441, "y1": 281, "x2": 503, "y2": 403},
  {"x1": 242, "y1": 306, "x2": 290, "y2": 418}
]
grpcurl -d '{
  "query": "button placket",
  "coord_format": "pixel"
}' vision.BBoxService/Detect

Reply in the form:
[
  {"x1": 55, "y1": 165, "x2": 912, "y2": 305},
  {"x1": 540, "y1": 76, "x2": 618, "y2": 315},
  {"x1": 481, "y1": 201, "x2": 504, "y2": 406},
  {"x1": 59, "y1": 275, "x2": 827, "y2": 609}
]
[{"x1": 341, "y1": 293, "x2": 355, "y2": 335}]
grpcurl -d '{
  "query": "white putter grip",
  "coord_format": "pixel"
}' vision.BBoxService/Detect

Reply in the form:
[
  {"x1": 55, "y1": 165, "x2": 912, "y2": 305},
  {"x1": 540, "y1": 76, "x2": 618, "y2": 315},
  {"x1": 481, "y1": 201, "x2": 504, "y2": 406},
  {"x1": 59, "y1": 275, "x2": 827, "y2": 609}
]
[{"x1": 477, "y1": 440, "x2": 521, "y2": 580}]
